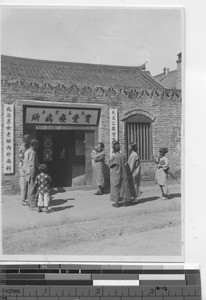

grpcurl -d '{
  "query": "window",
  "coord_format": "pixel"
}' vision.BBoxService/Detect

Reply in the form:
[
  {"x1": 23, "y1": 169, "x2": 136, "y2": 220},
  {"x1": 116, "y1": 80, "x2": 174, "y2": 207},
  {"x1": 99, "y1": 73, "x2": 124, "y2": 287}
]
[{"x1": 126, "y1": 114, "x2": 153, "y2": 161}]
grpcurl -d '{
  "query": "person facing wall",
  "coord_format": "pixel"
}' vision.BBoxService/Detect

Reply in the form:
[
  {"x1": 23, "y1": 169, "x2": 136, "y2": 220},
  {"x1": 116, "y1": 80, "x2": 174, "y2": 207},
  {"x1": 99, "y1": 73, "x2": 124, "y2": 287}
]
[{"x1": 91, "y1": 142, "x2": 106, "y2": 195}]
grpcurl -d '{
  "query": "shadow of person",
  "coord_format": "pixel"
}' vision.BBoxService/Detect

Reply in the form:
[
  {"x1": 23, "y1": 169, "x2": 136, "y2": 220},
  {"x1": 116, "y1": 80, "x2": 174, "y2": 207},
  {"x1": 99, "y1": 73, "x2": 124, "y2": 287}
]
[
  {"x1": 50, "y1": 198, "x2": 75, "y2": 206},
  {"x1": 135, "y1": 196, "x2": 160, "y2": 205},
  {"x1": 50, "y1": 187, "x2": 66, "y2": 195},
  {"x1": 103, "y1": 163, "x2": 110, "y2": 194},
  {"x1": 168, "y1": 193, "x2": 181, "y2": 199},
  {"x1": 50, "y1": 205, "x2": 74, "y2": 212}
]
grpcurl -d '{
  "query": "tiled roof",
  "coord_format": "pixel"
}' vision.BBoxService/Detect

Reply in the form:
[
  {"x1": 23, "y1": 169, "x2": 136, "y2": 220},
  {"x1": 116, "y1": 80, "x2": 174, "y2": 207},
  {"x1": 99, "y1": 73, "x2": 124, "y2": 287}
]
[
  {"x1": 1, "y1": 55, "x2": 165, "y2": 90},
  {"x1": 154, "y1": 70, "x2": 178, "y2": 89}
]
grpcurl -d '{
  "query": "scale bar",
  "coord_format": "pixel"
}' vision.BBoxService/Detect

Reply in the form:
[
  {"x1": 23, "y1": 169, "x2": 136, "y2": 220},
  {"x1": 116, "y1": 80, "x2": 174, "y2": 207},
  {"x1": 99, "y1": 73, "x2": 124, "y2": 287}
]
[{"x1": 93, "y1": 280, "x2": 140, "y2": 286}]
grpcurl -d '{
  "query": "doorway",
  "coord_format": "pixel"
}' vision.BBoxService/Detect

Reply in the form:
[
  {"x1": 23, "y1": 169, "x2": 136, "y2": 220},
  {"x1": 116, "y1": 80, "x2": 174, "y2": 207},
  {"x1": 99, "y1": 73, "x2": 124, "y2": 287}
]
[{"x1": 36, "y1": 130, "x2": 86, "y2": 187}]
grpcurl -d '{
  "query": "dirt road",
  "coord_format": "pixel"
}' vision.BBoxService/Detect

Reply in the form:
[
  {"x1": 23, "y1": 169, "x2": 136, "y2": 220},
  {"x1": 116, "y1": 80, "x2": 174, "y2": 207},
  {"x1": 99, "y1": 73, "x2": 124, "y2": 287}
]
[{"x1": 2, "y1": 185, "x2": 182, "y2": 257}]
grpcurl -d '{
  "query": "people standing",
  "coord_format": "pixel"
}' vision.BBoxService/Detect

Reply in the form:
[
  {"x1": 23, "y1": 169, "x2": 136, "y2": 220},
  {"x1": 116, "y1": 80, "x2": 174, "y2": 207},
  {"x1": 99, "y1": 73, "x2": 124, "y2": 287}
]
[
  {"x1": 154, "y1": 147, "x2": 170, "y2": 200},
  {"x1": 24, "y1": 139, "x2": 40, "y2": 210},
  {"x1": 128, "y1": 143, "x2": 141, "y2": 200},
  {"x1": 19, "y1": 134, "x2": 31, "y2": 205},
  {"x1": 34, "y1": 164, "x2": 52, "y2": 213},
  {"x1": 109, "y1": 141, "x2": 131, "y2": 207},
  {"x1": 92, "y1": 142, "x2": 106, "y2": 195}
]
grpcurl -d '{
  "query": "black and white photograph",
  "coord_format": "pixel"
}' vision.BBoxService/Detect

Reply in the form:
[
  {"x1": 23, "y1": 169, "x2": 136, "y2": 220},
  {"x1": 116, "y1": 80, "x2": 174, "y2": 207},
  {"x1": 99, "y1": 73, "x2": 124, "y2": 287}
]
[{"x1": 1, "y1": 6, "x2": 183, "y2": 259}]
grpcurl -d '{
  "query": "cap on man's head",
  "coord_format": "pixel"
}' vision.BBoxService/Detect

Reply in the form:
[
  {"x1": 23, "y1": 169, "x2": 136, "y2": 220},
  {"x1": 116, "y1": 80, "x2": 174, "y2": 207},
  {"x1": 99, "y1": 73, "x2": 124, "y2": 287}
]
[
  {"x1": 130, "y1": 142, "x2": 138, "y2": 149},
  {"x1": 39, "y1": 164, "x2": 47, "y2": 171},
  {"x1": 159, "y1": 147, "x2": 168, "y2": 154},
  {"x1": 30, "y1": 139, "x2": 39, "y2": 147},
  {"x1": 23, "y1": 134, "x2": 31, "y2": 143}
]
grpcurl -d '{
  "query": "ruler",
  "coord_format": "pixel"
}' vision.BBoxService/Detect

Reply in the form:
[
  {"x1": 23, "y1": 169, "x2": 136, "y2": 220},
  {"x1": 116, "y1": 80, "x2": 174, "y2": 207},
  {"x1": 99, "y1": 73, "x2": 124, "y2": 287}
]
[{"x1": 0, "y1": 264, "x2": 201, "y2": 299}]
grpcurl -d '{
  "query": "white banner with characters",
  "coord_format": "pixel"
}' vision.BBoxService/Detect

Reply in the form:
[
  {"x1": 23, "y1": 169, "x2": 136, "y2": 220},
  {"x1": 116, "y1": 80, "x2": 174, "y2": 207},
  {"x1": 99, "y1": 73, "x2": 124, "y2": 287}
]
[
  {"x1": 110, "y1": 108, "x2": 118, "y2": 156},
  {"x1": 4, "y1": 104, "x2": 14, "y2": 174},
  {"x1": 25, "y1": 107, "x2": 99, "y2": 126}
]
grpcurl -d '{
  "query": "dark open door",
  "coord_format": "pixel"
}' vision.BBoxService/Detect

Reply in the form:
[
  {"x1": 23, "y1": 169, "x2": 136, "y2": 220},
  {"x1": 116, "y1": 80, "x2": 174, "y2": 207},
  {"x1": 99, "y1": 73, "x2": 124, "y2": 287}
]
[
  {"x1": 36, "y1": 131, "x2": 73, "y2": 187},
  {"x1": 85, "y1": 131, "x2": 95, "y2": 185}
]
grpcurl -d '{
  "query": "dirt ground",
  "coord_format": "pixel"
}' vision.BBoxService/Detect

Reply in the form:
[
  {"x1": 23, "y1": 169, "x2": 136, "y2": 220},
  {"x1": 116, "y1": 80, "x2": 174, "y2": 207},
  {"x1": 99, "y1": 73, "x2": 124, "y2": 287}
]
[{"x1": 2, "y1": 184, "x2": 182, "y2": 257}]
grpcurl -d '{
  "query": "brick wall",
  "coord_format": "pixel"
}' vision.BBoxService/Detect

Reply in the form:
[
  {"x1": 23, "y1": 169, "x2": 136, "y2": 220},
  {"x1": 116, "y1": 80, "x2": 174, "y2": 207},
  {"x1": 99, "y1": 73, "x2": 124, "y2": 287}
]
[{"x1": 1, "y1": 81, "x2": 181, "y2": 194}]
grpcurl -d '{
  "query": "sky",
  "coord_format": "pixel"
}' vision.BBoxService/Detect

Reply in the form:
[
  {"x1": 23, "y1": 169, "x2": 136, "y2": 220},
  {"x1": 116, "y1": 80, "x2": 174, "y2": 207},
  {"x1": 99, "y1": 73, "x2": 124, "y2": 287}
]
[{"x1": 1, "y1": 7, "x2": 183, "y2": 75}]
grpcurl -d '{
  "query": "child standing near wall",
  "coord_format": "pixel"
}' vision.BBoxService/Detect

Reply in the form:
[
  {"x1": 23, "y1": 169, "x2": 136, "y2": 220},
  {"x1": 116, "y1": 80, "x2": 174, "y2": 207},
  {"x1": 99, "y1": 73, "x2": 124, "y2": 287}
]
[{"x1": 34, "y1": 164, "x2": 52, "y2": 213}]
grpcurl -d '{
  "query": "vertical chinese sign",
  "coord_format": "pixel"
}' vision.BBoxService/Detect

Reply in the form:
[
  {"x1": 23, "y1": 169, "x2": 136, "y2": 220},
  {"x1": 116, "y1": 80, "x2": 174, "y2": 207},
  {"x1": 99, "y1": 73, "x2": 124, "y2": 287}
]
[
  {"x1": 44, "y1": 135, "x2": 52, "y2": 161},
  {"x1": 4, "y1": 104, "x2": 14, "y2": 174},
  {"x1": 110, "y1": 108, "x2": 118, "y2": 157}
]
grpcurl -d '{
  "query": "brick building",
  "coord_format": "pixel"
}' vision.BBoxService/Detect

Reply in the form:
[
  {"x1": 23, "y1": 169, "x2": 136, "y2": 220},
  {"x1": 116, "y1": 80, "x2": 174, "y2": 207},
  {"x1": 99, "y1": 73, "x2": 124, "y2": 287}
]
[{"x1": 1, "y1": 55, "x2": 182, "y2": 194}]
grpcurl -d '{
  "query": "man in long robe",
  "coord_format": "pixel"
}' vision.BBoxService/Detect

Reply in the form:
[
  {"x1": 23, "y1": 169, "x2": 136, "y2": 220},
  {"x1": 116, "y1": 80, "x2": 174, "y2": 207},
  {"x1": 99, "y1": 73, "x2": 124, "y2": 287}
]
[{"x1": 109, "y1": 141, "x2": 131, "y2": 207}]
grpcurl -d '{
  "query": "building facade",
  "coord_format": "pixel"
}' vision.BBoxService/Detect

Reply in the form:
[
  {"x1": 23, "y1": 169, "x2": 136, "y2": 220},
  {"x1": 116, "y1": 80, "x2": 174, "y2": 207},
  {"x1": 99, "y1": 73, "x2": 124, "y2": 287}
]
[{"x1": 1, "y1": 55, "x2": 182, "y2": 194}]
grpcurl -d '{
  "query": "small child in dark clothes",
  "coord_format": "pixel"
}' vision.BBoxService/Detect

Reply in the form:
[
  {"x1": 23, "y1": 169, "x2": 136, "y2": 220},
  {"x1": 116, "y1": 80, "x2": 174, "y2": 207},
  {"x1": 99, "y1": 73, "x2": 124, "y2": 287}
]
[{"x1": 34, "y1": 164, "x2": 52, "y2": 213}]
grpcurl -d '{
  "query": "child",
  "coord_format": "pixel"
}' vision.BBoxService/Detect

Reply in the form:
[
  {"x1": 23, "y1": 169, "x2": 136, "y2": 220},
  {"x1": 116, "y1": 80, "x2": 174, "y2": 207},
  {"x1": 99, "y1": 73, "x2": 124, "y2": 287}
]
[
  {"x1": 34, "y1": 164, "x2": 52, "y2": 213},
  {"x1": 154, "y1": 147, "x2": 169, "y2": 200}
]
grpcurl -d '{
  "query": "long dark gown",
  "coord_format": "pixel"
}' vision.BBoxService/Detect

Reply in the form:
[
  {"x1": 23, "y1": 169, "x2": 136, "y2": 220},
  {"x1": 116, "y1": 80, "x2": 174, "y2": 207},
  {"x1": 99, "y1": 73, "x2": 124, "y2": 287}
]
[
  {"x1": 109, "y1": 152, "x2": 131, "y2": 203},
  {"x1": 128, "y1": 151, "x2": 141, "y2": 198},
  {"x1": 93, "y1": 150, "x2": 106, "y2": 188}
]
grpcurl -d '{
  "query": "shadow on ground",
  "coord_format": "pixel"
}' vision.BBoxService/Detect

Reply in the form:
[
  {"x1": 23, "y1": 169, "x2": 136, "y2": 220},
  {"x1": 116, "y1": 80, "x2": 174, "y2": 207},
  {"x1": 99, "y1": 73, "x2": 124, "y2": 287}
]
[
  {"x1": 128, "y1": 192, "x2": 181, "y2": 206},
  {"x1": 50, "y1": 205, "x2": 74, "y2": 212},
  {"x1": 51, "y1": 198, "x2": 75, "y2": 206},
  {"x1": 50, "y1": 188, "x2": 66, "y2": 195},
  {"x1": 137, "y1": 196, "x2": 159, "y2": 205},
  {"x1": 168, "y1": 193, "x2": 181, "y2": 199}
]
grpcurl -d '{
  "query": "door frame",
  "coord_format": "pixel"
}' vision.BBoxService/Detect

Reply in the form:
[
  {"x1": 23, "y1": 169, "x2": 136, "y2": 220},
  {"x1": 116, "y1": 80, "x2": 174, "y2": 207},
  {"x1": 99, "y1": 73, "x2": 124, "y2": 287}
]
[{"x1": 34, "y1": 125, "x2": 98, "y2": 187}]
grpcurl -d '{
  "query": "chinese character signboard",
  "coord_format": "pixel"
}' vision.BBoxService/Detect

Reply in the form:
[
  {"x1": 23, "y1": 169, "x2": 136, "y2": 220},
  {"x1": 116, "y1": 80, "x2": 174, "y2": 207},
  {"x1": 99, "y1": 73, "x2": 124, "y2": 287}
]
[
  {"x1": 110, "y1": 108, "x2": 118, "y2": 156},
  {"x1": 4, "y1": 104, "x2": 14, "y2": 174},
  {"x1": 25, "y1": 107, "x2": 99, "y2": 125}
]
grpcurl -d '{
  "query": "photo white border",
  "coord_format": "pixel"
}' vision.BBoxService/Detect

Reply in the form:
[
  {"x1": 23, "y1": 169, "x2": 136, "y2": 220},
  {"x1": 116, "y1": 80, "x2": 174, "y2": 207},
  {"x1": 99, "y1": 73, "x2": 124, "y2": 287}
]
[
  {"x1": 0, "y1": 2, "x2": 184, "y2": 263},
  {"x1": 1, "y1": 0, "x2": 206, "y2": 297}
]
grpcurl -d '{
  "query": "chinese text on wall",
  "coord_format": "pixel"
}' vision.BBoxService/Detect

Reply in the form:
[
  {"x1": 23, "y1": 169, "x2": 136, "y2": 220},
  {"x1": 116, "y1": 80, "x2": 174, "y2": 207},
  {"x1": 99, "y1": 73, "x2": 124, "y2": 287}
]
[
  {"x1": 44, "y1": 135, "x2": 52, "y2": 161},
  {"x1": 110, "y1": 108, "x2": 118, "y2": 156},
  {"x1": 25, "y1": 107, "x2": 99, "y2": 126},
  {"x1": 4, "y1": 104, "x2": 14, "y2": 174}
]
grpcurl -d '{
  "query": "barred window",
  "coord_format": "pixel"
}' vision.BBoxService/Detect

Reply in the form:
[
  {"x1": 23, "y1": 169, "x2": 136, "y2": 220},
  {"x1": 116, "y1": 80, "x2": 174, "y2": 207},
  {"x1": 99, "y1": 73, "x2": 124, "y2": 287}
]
[{"x1": 126, "y1": 114, "x2": 153, "y2": 161}]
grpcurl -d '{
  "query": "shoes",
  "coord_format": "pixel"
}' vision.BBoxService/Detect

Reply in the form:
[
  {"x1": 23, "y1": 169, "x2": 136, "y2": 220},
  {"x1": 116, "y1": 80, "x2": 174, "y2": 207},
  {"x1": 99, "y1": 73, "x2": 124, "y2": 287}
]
[
  {"x1": 112, "y1": 203, "x2": 120, "y2": 208},
  {"x1": 123, "y1": 202, "x2": 129, "y2": 207},
  {"x1": 29, "y1": 206, "x2": 38, "y2": 211},
  {"x1": 95, "y1": 191, "x2": 104, "y2": 195},
  {"x1": 38, "y1": 207, "x2": 43, "y2": 213},
  {"x1": 21, "y1": 201, "x2": 28, "y2": 206}
]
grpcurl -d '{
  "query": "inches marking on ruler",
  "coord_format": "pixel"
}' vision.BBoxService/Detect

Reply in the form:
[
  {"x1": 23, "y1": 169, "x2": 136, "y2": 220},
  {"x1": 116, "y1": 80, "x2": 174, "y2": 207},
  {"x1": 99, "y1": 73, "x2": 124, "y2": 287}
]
[{"x1": 0, "y1": 264, "x2": 202, "y2": 299}]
